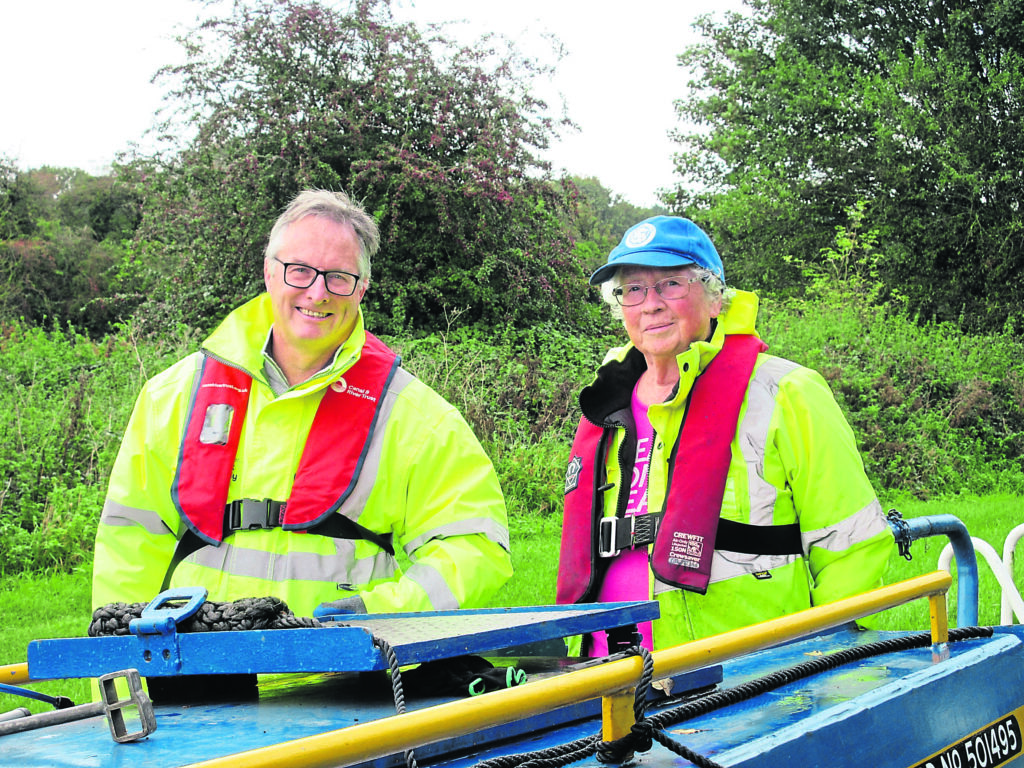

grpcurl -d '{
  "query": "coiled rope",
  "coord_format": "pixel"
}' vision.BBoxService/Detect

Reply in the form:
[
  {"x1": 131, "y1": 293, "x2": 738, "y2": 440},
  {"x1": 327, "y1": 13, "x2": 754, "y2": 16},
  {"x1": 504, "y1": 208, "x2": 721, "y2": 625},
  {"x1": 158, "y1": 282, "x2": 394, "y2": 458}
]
[
  {"x1": 90, "y1": 596, "x2": 418, "y2": 766},
  {"x1": 88, "y1": 596, "x2": 320, "y2": 636},
  {"x1": 474, "y1": 626, "x2": 995, "y2": 768}
]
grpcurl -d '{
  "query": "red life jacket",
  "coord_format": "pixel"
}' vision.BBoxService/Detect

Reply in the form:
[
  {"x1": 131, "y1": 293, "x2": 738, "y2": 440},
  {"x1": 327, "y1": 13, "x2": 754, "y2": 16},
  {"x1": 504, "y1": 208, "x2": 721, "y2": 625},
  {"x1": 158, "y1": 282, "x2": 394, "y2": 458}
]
[
  {"x1": 557, "y1": 334, "x2": 767, "y2": 604},
  {"x1": 171, "y1": 332, "x2": 401, "y2": 546}
]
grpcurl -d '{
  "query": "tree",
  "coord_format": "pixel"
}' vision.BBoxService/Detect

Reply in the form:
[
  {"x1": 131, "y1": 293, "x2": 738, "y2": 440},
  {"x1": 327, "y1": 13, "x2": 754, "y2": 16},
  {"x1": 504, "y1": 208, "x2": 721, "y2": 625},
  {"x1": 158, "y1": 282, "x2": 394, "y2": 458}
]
[
  {"x1": 0, "y1": 163, "x2": 137, "y2": 335},
  {"x1": 0, "y1": 158, "x2": 47, "y2": 240},
  {"x1": 670, "y1": 0, "x2": 1024, "y2": 329},
  {"x1": 123, "y1": 0, "x2": 589, "y2": 334},
  {"x1": 564, "y1": 176, "x2": 669, "y2": 276}
]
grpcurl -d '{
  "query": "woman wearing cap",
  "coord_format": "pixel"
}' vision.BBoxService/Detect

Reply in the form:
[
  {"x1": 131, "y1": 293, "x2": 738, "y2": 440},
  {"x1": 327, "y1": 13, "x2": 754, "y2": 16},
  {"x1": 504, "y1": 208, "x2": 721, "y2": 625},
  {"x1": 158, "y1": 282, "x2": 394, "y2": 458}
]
[{"x1": 557, "y1": 216, "x2": 895, "y2": 654}]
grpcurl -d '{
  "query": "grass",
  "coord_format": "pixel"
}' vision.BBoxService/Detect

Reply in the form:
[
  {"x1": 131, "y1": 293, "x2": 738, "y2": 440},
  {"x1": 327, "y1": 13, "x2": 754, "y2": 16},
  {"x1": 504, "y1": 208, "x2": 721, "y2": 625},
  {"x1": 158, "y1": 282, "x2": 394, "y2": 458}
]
[
  {"x1": 2, "y1": 495, "x2": 1022, "y2": 716},
  {"x1": 0, "y1": 566, "x2": 93, "y2": 714}
]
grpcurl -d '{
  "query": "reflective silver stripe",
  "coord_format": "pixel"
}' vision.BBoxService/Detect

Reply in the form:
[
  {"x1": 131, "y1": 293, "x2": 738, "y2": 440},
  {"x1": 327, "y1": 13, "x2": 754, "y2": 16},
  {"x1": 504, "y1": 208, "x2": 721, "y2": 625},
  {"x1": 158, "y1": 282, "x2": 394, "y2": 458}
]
[
  {"x1": 184, "y1": 538, "x2": 397, "y2": 585},
  {"x1": 802, "y1": 498, "x2": 888, "y2": 553},
  {"x1": 404, "y1": 561, "x2": 460, "y2": 610},
  {"x1": 339, "y1": 367, "x2": 415, "y2": 522},
  {"x1": 709, "y1": 551, "x2": 802, "y2": 583},
  {"x1": 653, "y1": 552, "x2": 802, "y2": 594},
  {"x1": 738, "y1": 356, "x2": 800, "y2": 525},
  {"x1": 99, "y1": 499, "x2": 174, "y2": 536},
  {"x1": 402, "y1": 518, "x2": 511, "y2": 555}
]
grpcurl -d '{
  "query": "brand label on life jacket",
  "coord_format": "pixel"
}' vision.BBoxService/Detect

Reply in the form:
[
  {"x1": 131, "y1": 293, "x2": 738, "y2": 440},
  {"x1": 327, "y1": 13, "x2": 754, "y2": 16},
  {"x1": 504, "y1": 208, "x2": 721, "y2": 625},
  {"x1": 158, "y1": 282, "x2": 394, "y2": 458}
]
[
  {"x1": 668, "y1": 531, "x2": 705, "y2": 570},
  {"x1": 565, "y1": 456, "x2": 583, "y2": 494}
]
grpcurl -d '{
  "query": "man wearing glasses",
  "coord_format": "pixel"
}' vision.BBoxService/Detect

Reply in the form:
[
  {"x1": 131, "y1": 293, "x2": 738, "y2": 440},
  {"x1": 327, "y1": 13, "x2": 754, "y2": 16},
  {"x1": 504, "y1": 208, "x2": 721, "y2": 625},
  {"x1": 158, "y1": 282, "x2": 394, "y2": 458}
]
[
  {"x1": 92, "y1": 189, "x2": 512, "y2": 622},
  {"x1": 558, "y1": 216, "x2": 894, "y2": 654}
]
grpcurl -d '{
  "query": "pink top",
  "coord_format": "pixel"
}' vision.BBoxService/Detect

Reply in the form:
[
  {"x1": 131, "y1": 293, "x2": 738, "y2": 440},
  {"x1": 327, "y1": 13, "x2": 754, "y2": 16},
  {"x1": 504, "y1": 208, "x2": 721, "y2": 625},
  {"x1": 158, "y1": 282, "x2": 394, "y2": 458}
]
[{"x1": 588, "y1": 385, "x2": 656, "y2": 655}]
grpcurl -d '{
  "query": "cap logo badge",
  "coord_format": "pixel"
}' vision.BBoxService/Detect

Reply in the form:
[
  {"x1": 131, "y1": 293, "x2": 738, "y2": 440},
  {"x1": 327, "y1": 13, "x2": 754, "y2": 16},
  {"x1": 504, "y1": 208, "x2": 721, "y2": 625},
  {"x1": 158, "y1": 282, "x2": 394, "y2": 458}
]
[{"x1": 624, "y1": 222, "x2": 657, "y2": 249}]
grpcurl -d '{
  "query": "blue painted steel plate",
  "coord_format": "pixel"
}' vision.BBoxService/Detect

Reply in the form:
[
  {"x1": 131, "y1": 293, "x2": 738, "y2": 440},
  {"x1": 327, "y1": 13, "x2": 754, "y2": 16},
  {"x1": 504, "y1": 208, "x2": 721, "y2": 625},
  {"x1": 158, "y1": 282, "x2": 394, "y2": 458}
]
[
  {"x1": 7, "y1": 627, "x2": 1024, "y2": 768},
  {"x1": 27, "y1": 601, "x2": 659, "y2": 679}
]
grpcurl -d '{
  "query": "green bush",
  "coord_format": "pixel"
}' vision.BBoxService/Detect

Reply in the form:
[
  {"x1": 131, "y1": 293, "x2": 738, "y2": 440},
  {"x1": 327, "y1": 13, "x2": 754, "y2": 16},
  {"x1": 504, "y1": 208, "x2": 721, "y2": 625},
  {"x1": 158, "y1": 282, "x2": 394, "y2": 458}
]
[
  {"x1": 2, "y1": 286, "x2": 1023, "y2": 577},
  {"x1": 759, "y1": 295, "x2": 1024, "y2": 498},
  {"x1": 0, "y1": 321, "x2": 196, "y2": 575}
]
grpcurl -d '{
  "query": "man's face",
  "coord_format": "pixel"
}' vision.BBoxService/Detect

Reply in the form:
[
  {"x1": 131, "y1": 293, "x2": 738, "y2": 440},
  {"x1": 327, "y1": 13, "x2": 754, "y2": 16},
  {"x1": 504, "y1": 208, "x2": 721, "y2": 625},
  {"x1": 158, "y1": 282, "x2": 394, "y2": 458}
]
[{"x1": 264, "y1": 215, "x2": 368, "y2": 365}]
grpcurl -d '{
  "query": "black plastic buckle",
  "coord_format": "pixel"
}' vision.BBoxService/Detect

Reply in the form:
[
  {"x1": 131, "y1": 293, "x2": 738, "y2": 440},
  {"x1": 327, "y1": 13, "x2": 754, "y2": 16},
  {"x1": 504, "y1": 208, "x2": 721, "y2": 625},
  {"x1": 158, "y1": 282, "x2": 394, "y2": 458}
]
[{"x1": 227, "y1": 498, "x2": 283, "y2": 531}]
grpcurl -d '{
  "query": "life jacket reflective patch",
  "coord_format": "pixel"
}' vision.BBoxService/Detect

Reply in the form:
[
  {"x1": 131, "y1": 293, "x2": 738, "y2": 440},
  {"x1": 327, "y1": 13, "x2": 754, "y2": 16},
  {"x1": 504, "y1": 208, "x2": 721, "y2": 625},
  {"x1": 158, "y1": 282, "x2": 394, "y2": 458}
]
[
  {"x1": 171, "y1": 333, "x2": 401, "y2": 546},
  {"x1": 557, "y1": 334, "x2": 766, "y2": 604}
]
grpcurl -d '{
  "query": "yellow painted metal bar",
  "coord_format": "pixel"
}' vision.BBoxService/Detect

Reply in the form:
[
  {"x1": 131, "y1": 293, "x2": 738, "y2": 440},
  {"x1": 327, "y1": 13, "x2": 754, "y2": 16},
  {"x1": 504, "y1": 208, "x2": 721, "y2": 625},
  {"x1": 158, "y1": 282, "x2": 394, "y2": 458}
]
[
  {"x1": 929, "y1": 592, "x2": 949, "y2": 645},
  {"x1": 1, "y1": 662, "x2": 30, "y2": 684},
  {"x1": 602, "y1": 689, "x2": 636, "y2": 741},
  {"x1": 184, "y1": 571, "x2": 952, "y2": 768}
]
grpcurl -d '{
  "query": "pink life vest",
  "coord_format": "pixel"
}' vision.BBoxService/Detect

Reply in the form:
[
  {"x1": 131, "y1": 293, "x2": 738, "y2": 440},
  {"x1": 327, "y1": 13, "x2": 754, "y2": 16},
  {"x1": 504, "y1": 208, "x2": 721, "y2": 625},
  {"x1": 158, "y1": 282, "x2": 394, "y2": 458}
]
[
  {"x1": 171, "y1": 332, "x2": 401, "y2": 545},
  {"x1": 557, "y1": 334, "x2": 766, "y2": 604}
]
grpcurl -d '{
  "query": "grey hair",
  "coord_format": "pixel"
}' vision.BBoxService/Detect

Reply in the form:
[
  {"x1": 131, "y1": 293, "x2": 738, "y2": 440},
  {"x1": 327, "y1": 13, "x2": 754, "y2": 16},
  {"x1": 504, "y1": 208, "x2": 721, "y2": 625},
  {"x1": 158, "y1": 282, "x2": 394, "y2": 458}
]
[
  {"x1": 598, "y1": 266, "x2": 730, "y2": 320},
  {"x1": 264, "y1": 189, "x2": 380, "y2": 281}
]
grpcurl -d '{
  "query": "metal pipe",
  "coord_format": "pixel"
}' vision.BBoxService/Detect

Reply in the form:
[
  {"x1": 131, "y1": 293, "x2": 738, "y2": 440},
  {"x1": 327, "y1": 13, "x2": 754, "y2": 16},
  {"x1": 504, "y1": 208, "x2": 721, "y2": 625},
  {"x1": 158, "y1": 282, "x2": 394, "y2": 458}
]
[
  {"x1": 183, "y1": 571, "x2": 952, "y2": 768},
  {"x1": 938, "y1": 537, "x2": 1024, "y2": 625},
  {"x1": 0, "y1": 707, "x2": 30, "y2": 723},
  {"x1": 1002, "y1": 523, "x2": 1024, "y2": 624},
  {"x1": 891, "y1": 514, "x2": 979, "y2": 626}
]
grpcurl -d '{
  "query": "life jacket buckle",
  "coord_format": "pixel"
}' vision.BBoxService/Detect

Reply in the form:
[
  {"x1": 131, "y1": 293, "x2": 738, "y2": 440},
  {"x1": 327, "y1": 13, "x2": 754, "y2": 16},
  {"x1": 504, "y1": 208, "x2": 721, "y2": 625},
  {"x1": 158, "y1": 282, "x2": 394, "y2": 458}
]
[
  {"x1": 227, "y1": 498, "x2": 284, "y2": 531},
  {"x1": 599, "y1": 514, "x2": 662, "y2": 558},
  {"x1": 599, "y1": 517, "x2": 620, "y2": 557}
]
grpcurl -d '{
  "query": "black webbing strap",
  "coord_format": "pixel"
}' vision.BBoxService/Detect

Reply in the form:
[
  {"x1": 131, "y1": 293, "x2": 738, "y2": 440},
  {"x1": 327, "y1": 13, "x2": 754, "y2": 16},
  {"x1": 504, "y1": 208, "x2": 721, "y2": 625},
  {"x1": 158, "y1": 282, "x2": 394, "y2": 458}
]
[
  {"x1": 308, "y1": 513, "x2": 395, "y2": 557},
  {"x1": 161, "y1": 529, "x2": 208, "y2": 592},
  {"x1": 223, "y1": 498, "x2": 394, "y2": 556},
  {"x1": 599, "y1": 512, "x2": 802, "y2": 558},
  {"x1": 716, "y1": 518, "x2": 802, "y2": 556},
  {"x1": 160, "y1": 504, "x2": 395, "y2": 590}
]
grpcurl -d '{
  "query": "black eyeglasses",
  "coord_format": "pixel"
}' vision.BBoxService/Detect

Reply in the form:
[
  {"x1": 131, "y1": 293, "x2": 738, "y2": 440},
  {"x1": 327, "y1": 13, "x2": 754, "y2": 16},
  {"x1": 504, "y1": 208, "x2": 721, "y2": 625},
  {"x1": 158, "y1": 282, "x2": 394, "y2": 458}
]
[
  {"x1": 273, "y1": 257, "x2": 361, "y2": 297},
  {"x1": 611, "y1": 276, "x2": 702, "y2": 307}
]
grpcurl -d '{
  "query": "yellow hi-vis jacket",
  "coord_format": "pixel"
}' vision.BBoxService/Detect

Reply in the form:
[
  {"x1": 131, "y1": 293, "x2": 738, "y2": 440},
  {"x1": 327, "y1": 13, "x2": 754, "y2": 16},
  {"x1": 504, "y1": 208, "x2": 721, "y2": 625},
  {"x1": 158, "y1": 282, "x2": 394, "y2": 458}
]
[
  {"x1": 570, "y1": 290, "x2": 894, "y2": 649},
  {"x1": 92, "y1": 294, "x2": 512, "y2": 617}
]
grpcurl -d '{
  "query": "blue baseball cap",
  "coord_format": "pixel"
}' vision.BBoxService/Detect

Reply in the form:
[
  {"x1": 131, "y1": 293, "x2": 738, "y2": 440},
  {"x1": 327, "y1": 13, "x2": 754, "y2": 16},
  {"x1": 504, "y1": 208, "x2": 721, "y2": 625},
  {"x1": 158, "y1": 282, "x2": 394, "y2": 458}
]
[{"x1": 589, "y1": 216, "x2": 725, "y2": 285}]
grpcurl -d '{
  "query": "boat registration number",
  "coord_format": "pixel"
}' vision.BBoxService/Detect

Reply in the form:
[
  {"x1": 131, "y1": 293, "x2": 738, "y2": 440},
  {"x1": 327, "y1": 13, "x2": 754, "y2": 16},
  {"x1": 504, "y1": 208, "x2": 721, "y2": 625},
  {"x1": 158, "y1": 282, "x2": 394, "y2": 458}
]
[{"x1": 912, "y1": 707, "x2": 1024, "y2": 768}]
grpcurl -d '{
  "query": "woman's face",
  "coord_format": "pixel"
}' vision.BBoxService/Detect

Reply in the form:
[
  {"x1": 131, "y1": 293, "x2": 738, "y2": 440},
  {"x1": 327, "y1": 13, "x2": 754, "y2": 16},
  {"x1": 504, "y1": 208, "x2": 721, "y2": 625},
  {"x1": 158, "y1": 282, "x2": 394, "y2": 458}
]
[{"x1": 618, "y1": 266, "x2": 721, "y2": 365}]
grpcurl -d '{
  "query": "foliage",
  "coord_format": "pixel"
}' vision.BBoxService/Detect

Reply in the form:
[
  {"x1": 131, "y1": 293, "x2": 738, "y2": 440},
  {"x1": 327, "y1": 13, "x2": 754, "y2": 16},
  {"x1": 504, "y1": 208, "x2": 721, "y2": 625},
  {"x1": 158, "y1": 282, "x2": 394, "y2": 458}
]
[
  {"x1": 0, "y1": 164, "x2": 143, "y2": 336},
  {"x1": 0, "y1": 224, "x2": 125, "y2": 337},
  {"x1": 0, "y1": 157, "x2": 46, "y2": 239},
  {"x1": 564, "y1": 176, "x2": 670, "y2": 278},
  {"x1": 760, "y1": 211, "x2": 1024, "y2": 498},
  {"x1": 671, "y1": 0, "x2": 1024, "y2": 330},
  {"x1": 0, "y1": 321, "x2": 196, "y2": 575},
  {"x1": 122, "y1": 0, "x2": 589, "y2": 334}
]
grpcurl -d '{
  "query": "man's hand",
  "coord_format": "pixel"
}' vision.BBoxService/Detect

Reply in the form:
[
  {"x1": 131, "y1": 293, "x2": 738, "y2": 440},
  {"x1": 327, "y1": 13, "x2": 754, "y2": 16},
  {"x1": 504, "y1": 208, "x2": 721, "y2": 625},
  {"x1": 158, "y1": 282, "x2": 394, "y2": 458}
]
[{"x1": 313, "y1": 595, "x2": 368, "y2": 619}]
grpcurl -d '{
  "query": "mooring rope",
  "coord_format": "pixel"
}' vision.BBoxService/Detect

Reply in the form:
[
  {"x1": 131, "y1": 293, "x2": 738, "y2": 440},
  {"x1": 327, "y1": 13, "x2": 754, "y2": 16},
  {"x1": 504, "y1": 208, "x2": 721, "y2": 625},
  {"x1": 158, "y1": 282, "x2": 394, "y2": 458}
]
[
  {"x1": 90, "y1": 596, "x2": 419, "y2": 767},
  {"x1": 88, "y1": 596, "x2": 320, "y2": 637},
  {"x1": 474, "y1": 626, "x2": 995, "y2": 768}
]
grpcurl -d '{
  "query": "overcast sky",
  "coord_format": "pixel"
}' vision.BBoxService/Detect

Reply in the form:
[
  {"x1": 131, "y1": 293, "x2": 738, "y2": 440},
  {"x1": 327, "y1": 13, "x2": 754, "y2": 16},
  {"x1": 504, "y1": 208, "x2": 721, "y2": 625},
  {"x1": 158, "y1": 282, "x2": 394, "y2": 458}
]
[{"x1": 1, "y1": 0, "x2": 740, "y2": 207}]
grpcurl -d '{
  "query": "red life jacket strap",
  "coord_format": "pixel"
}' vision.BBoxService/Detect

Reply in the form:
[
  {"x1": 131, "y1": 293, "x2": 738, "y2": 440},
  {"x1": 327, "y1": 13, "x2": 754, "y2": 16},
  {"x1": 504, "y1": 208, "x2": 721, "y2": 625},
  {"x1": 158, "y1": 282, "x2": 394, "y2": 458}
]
[
  {"x1": 650, "y1": 334, "x2": 767, "y2": 592},
  {"x1": 282, "y1": 333, "x2": 401, "y2": 528},
  {"x1": 556, "y1": 418, "x2": 611, "y2": 604},
  {"x1": 172, "y1": 356, "x2": 251, "y2": 545}
]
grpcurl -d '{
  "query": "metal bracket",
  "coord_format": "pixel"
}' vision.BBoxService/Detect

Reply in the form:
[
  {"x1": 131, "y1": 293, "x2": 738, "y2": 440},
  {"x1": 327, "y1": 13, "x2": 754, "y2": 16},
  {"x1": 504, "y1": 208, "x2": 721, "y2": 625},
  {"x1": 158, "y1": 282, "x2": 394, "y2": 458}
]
[
  {"x1": 98, "y1": 668, "x2": 157, "y2": 743},
  {"x1": 128, "y1": 587, "x2": 208, "y2": 673}
]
